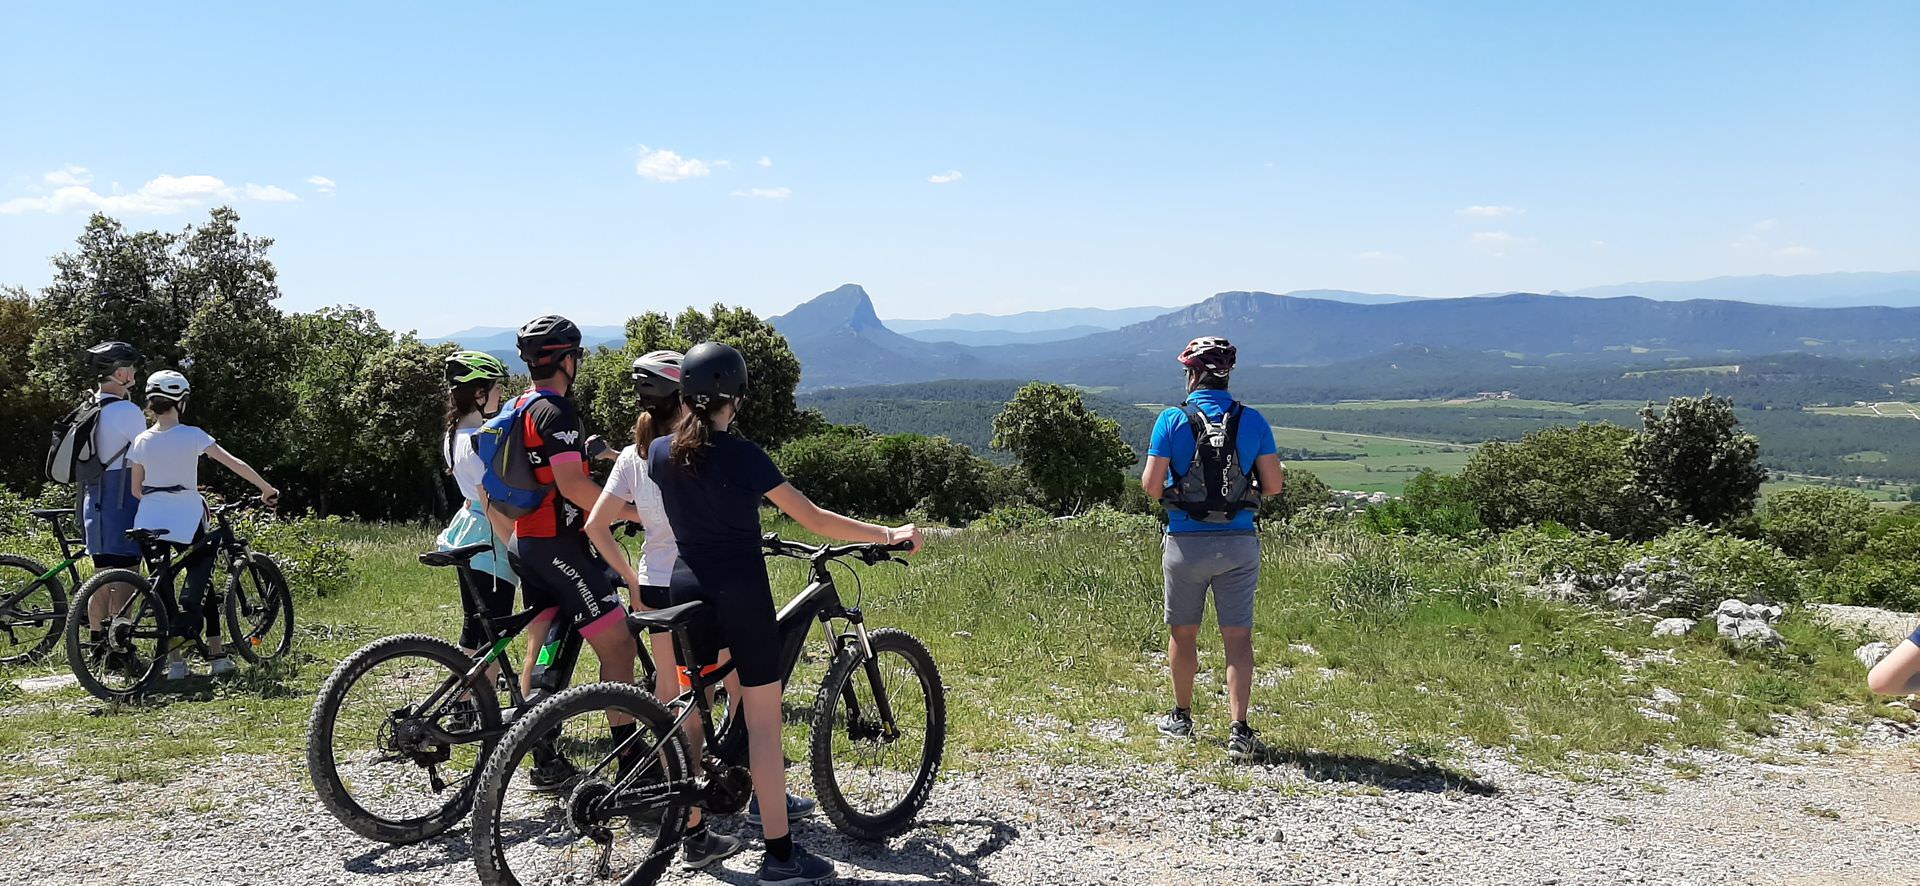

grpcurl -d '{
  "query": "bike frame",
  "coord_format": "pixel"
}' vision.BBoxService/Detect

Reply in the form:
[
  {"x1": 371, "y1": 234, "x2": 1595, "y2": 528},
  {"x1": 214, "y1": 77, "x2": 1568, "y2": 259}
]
[
  {"x1": 0, "y1": 511, "x2": 89, "y2": 615},
  {"x1": 130, "y1": 508, "x2": 248, "y2": 647},
  {"x1": 591, "y1": 548, "x2": 899, "y2": 817}
]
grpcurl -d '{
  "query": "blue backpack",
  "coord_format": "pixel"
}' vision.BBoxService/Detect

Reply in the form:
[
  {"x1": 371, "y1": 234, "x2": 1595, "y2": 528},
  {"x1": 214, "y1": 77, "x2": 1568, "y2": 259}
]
[{"x1": 472, "y1": 390, "x2": 556, "y2": 519}]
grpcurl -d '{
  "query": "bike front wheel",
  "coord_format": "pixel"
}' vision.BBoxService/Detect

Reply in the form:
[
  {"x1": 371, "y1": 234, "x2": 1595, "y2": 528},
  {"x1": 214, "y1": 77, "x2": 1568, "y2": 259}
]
[
  {"x1": 224, "y1": 551, "x2": 294, "y2": 663},
  {"x1": 808, "y1": 627, "x2": 947, "y2": 840},
  {"x1": 0, "y1": 554, "x2": 66, "y2": 665},
  {"x1": 63, "y1": 569, "x2": 169, "y2": 702},
  {"x1": 306, "y1": 633, "x2": 501, "y2": 844},
  {"x1": 472, "y1": 682, "x2": 691, "y2": 886}
]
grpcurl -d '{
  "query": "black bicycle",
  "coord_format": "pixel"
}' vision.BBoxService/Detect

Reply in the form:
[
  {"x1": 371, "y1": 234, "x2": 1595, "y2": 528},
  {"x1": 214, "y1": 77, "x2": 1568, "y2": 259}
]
[
  {"x1": 0, "y1": 508, "x2": 86, "y2": 665},
  {"x1": 306, "y1": 538, "x2": 667, "y2": 846},
  {"x1": 470, "y1": 534, "x2": 946, "y2": 886},
  {"x1": 62, "y1": 496, "x2": 293, "y2": 701}
]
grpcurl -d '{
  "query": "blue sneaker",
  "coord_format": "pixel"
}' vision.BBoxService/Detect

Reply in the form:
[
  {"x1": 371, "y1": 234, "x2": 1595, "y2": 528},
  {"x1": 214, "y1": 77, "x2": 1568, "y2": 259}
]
[
  {"x1": 755, "y1": 845, "x2": 835, "y2": 885},
  {"x1": 746, "y1": 792, "x2": 817, "y2": 827}
]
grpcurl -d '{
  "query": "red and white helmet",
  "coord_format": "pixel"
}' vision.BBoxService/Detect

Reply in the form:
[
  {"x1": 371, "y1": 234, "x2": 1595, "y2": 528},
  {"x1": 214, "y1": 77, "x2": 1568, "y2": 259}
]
[
  {"x1": 630, "y1": 350, "x2": 684, "y2": 400},
  {"x1": 1177, "y1": 336, "x2": 1237, "y2": 375}
]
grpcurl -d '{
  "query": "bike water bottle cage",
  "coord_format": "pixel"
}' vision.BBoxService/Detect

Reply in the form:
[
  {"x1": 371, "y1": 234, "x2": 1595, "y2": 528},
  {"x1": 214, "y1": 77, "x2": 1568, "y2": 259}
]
[{"x1": 1167, "y1": 402, "x2": 1260, "y2": 523}]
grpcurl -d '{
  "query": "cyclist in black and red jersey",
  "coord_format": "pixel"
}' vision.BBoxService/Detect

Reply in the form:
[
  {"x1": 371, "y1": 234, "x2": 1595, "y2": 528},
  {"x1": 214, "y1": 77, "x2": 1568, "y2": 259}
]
[{"x1": 504, "y1": 315, "x2": 641, "y2": 790}]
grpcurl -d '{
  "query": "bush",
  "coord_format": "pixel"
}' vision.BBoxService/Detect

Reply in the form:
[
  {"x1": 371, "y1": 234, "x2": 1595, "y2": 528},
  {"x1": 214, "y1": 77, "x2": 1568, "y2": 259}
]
[
  {"x1": 1259, "y1": 468, "x2": 1335, "y2": 523},
  {"x1": 972, "y1": 504, "x2": 1052, "y2": 534},
  {"x1": 775, "y1": 427, "x2": 1003, "y2": 524},
  {"x1": 1360, "y1": 470, "x2": 1482, "y2": 538},
  {"x1": 1493, "y1": 523, "x2": 1632, "y2": 590},
  {"x1": 1461, "y1": 423, "x2": 1666, "y2": 539},
  {"x1": 1641, "y1": 525, "x2": 1805, "y2": 609},
  {"x1": 1761, "y1": 486, "x2": 1874, "y2": 564},
  {"x1": 1819, "y1": 523, "x2": 1920, "y2": 610},
  {"x1": 1065, "y1": 505, "x2": 1159, "y2": 536},
  {"x1": 233, "y1": 510, "x2": 355, "y2": 599}
]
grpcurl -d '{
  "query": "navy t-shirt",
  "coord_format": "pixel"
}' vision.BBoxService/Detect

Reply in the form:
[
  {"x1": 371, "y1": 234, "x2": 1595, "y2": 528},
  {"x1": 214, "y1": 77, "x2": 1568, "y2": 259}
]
[{"x1": 647, "y1": 431, "x2": 788, "y2": 560}]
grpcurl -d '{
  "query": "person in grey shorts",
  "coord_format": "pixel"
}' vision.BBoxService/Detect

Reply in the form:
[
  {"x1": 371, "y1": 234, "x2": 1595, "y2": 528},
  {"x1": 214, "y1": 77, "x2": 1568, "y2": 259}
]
[{"x1": 1140, "y1": 336, "x2": 1284, "y2": 760}]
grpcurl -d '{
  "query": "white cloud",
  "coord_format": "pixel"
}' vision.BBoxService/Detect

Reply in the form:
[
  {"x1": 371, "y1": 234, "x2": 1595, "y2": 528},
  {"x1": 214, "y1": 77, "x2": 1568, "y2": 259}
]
[
  {"x1": 306, "y1": 175, "x2": 336, "y2": 194},
  {"x1": 1776, "y1": 245, "x2": 1816, "y2": 257},
  {"x1": 1458, "y1": 205, "x2": 1522, "y2": 218},
  {"x1": 634, "y1": 145, "x2": 711, "y2": 182},
  {"x1": 928, "y1": 170, "x2": 963, "y2": 184},
  {"x1": 1591, "y1": 240, "x2": 1607, "y2": 247},
  {"x1": 1471, "y1": 230, "x2": 1516, "y2": 243},
  {"x1": 756, "y1": 156, "x2": 772, "y2": 168},
  {"x1": 731, "y1": 187, "x2": 792, "y2": 199},
  {"x1": 244, "y1": 183, "x2": 299, "y2": 202},
  {"x1": 712, "y1": 159, "x2": 734, "y2": 169},
  {"x1": 1752, "y1": 219, "x2": 1778, "y2": 232},
  {"x1": 0, "y1": 169, "x2": 304, "y2": 215},
  {"x1": 44, "y1": 165, "x2": 91, "y2": 186}
]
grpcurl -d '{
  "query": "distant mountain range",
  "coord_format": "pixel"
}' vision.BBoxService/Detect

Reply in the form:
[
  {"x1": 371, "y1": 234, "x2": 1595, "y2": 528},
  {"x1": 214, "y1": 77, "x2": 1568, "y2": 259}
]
[
  {"x1": 1568, "y1": 271, "x2": 1920, "y2": 308},
  {"x1": 427, "y1": 324, "x2": 626, "y2": 353},
  {"x1": 772, "y1": 282, "x2": 1920, "y2": 392}
]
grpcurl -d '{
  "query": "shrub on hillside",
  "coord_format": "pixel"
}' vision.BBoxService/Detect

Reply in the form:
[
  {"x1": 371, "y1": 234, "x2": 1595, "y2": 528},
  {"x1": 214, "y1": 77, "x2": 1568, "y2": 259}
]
[
  {"x1": 1640, "y1": 525, "x2": 1805, "y2": 609},
  {"x1": 230, "y1": 508, "x2": 355, "y2": 599},
  {"x1": 1066, "y1": 505, "x2": 1160, "y2": 536},
  {"x1": 1360, "y1": 470, "x2": 1482, "y2": 538},
  {"x1": 1760, "y1": 486, "x2": 1874, "y2": 564},
  {"x1": 1461, "y1": 423, "x2": 1666, "y2": 539},
  {"x1": 1818, "y1": 523, "x2": 1920, "y2": 610},
  {"x1": 972, "y1": 504, "x2": 1052, "y2": 534},
  {"x1": 1259, "y1": 467, "x2": 1335, "y2": 523},
  {"x1": 1630, "y1": 395, "x2": 1767, "y2": 527},
  {"x1": 775, "y1": 427, "x2": 1001, "y2": 524}
]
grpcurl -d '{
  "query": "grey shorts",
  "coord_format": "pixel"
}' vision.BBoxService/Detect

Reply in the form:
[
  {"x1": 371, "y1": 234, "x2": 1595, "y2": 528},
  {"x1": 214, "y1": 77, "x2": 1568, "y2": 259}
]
[{"x1": 1162, "y1": 533, "x2": 1260, "y2": 628}]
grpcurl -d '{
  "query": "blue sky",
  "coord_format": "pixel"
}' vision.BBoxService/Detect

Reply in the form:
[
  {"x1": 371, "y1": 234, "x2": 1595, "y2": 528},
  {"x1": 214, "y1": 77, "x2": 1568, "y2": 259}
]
[{"x1": 1, "y1": 2, "x2": 1915, "y2": 335}]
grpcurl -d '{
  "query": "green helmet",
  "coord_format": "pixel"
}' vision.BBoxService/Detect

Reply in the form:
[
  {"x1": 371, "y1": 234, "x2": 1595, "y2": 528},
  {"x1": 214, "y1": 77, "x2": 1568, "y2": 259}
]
[{"x1": 445, "y1": 350, "x2": 509, "y2": 386}]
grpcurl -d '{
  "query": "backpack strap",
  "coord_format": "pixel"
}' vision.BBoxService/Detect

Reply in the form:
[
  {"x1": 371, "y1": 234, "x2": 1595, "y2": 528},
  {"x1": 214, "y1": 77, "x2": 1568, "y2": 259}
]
[{"x1": 1171, "y1": 403, "x2": 1211, "y2": 480}]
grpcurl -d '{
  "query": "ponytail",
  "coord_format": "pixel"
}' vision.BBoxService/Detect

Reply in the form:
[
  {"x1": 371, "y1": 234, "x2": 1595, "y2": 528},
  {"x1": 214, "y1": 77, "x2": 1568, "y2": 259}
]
[
  {"x1": 669, "y1": 402, "x2": 715, "y2": 471},
  {"x1": 444, "y1": 382, "x2": 489, "y2": 470},
  {"x1": 632, "y1": 394, "x2": 680, "y2": 453}
]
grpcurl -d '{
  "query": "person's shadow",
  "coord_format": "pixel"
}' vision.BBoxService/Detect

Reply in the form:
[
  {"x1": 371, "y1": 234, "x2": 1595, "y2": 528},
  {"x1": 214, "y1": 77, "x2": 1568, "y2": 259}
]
[{"x1": 1256, "y1": 747, "x2": 1501, "y2": 796}]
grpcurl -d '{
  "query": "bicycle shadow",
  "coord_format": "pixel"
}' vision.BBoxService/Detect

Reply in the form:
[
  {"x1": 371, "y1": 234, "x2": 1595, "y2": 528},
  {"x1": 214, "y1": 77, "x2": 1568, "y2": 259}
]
[
  {"x1": 341, "y1": 833, "x2": 474, "y2": 877},
  {"x1": 698, "y1": 817, "x2": 1020, "y2": 886},
  {"x1": 1255, "y1": 748, "x2": 1500, "y2": 796}
]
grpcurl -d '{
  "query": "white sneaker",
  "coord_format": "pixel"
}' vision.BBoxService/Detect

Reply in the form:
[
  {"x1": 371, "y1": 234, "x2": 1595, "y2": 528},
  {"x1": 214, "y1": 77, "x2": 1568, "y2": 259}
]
[
  {"x1": 165, "y1": 659, "x2": 191, "y2": 681},
  {"x1": 208, "y1": 657, "x2": 236, "y2": 676}
]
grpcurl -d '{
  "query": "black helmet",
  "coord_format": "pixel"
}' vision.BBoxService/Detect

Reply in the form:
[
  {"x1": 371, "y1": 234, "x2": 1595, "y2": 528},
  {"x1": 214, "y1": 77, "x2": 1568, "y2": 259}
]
[
  {"x1": 87, "y1": 341, "x2": 140, "y2": 375},
  {"x1": 630, "y1": 350, "x2": 684, "y2": 401},
  {"x1": 516, "y1": 315, "x2": 583, "y2": 368},
  {"x1": 680, "y1": 342, "x2": 749, "y2": 406}
]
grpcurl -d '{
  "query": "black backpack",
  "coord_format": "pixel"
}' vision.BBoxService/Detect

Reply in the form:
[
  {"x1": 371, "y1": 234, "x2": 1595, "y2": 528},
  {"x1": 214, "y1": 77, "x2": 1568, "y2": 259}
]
[
  {"x1": 47, "y1": 394, "x2": 131, "y2": 486},
  {"x1": 1166, "y1": 402, "x2": 1262, "y2": 523}
]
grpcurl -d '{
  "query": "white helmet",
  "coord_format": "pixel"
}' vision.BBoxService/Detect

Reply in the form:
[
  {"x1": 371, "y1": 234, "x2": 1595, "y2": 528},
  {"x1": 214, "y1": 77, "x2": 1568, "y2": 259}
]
[{"x1": 145, "y1": 370, "x2": 191, "y2": 401}]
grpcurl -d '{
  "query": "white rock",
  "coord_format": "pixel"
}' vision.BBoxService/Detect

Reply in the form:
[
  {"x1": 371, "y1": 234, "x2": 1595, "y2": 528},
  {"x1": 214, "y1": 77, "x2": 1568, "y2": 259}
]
[
  {"x1": 1652, "y1": 618, "x2": 1696, "y2": 638},
  {"x1": 1651, "y1": 687, "x2": 1682, "y2": 707},
  {"x1": 1856, "y1": 641, "x2": 1894, "y2": 669},
  {"x1": 1716, "y1": 599, "x2": 1750, "y2": 619}
]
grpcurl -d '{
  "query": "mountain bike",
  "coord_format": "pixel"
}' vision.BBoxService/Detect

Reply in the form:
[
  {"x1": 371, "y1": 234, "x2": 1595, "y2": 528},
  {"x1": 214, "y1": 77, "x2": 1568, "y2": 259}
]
[
  {"x1": 62, "y1": 497, "x2": 294, "y2": 702},
  {"x1": 306, "y1": 537, "x2": 667, "y2": 846},
  {"x1": 470, "y1": 534, "x2": 946, "y2": 886},
  {"x1": 0, "y1": 508, "x2": 85, "y2": 665}
]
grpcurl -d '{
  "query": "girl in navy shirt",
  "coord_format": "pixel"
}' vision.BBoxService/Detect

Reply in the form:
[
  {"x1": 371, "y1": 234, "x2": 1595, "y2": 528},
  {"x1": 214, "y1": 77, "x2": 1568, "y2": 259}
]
[{"x1": 649, "y1": 342, "x2": 920, "y2": 886}]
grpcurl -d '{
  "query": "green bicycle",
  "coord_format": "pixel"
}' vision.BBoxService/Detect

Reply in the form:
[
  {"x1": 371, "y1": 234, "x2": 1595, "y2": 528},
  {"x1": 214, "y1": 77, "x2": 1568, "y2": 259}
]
[{"x1": 0, "y1": 508, "x2": 87, "y2": 665}]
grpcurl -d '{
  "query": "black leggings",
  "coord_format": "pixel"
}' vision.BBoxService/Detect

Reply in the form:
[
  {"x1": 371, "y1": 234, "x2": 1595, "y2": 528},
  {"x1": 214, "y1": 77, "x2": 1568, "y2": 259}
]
[
  {"x1": 456, "y1": 566, "x2": 517, "y2": 650},
  {"x1": 160, "y1": 532, "x2": 220, "y2": 640}
]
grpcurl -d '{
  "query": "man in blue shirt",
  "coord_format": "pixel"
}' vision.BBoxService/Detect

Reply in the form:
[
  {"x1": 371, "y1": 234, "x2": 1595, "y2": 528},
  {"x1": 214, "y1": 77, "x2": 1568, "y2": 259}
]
[{"x1": 1139, "y1": 336, "x2": 1284, "y2": 761}]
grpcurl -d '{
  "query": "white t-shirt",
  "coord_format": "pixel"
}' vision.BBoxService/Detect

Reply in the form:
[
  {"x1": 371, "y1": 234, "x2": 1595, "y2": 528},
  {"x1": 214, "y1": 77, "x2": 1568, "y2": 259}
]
[
  {"x1": 94, "y1": 392, "x2": 148, "y2": 472},
  {"x1": 445, "y1": 428, "x2": 487, "y2": 506},
  {"x1": 605, "y1": 445, "x2": 677, "y2": 588},
  {"x1": 127, "y1": 423, "x2": 216, "y2": 542}
]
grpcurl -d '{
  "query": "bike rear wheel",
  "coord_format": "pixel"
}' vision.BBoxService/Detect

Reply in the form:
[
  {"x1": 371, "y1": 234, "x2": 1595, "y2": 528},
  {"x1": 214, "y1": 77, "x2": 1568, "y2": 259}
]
[
  {"x1": 224, "y1": 551, "x2": 294, "y2": 664},
  {"x1": 0, "y1": 554, "x2": 66, "y2": 665},
  {"x1": 63, "y1": 569, "x2": 168, "y2": 703},
  {"x1": 808, "y1": 627, "x2": 947, "y2": 840},
  {"x1": 306, "y1": 633, "x2": 501, "y2": 844},
  {"x1": 472, "y1": 682, "x2": 690, "y2": 886}
]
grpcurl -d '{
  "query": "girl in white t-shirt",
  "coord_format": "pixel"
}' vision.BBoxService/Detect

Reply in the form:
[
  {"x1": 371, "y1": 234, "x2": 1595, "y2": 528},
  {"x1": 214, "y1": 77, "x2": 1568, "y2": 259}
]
[
  {"x1": 436, "y1": 351, "x2": 517, "y2": 661},
  {"x1": 126, "y1": 370, "x2": 279, "y2": 679}
]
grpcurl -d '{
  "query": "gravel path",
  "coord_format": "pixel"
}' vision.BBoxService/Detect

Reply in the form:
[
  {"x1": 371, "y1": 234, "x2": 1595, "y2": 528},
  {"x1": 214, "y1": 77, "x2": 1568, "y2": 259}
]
[{"x1": 3, "y1": 715, "x2": 1915, "y2": 886}]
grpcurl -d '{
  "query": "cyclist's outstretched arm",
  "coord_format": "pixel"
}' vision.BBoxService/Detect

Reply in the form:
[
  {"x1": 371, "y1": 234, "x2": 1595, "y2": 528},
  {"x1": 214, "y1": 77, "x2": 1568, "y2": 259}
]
[
  {"x1": 583, "y1": 489, "x2": 644, "y2": 594},
  {"x1": 764, "y1": 483, "x2": 922, "y2": 554},
  {"x1": 1868, "y1": 637, "x2": 1920, "y2": 695},
  {"x1": 206, "y1": 443, "x2": 279, "y2": 504}
]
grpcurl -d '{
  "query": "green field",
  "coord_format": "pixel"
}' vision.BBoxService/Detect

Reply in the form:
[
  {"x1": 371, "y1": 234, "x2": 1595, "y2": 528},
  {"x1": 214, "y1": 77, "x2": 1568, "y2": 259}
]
[
  {"x1": 1807, "y1": 402, "x2": 1920, "y2": 419},
  {"x1": 1266, "y1": 426, "x2": 1474, "y2": 493}
]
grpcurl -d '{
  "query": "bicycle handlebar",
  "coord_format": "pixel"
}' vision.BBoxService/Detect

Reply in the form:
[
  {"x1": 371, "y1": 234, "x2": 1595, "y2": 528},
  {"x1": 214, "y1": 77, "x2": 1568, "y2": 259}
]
[
  {"x1": 211, "y1": 495, "x2": 277, "y2": 517},
  {"x1": 761, "y1": 533, "x2": 913, "y2": 566}
]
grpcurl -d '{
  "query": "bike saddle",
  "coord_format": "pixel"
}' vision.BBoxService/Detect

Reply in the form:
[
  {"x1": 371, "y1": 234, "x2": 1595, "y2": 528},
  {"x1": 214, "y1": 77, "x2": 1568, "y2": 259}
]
[
  {"x1": 29, "y1": 509, "x2": 71, "y2": 521},
  {"x1": 419, "y1": 543, "x2": 494, "y2": 568},
  {"x1": 626, "y1": 599, "x2": 712, "y2": 631}
]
